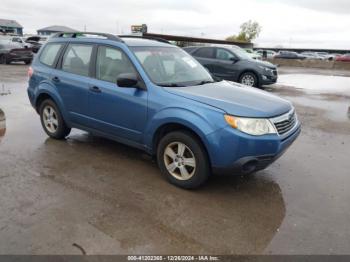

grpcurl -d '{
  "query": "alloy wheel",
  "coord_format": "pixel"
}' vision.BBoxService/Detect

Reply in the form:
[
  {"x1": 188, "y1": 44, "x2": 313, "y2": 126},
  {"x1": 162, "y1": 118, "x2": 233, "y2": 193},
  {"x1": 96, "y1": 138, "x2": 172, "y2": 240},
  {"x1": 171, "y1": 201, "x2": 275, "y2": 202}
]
[
  {"x1": 241, "y1": 74, "x2": 256, "y2": 87},
  {"x1": 163, "y1": 142, "x2": 196, "y2": 181},
  {"x1": 42, "y1": 105, "x2": 59, "y2": 133}
]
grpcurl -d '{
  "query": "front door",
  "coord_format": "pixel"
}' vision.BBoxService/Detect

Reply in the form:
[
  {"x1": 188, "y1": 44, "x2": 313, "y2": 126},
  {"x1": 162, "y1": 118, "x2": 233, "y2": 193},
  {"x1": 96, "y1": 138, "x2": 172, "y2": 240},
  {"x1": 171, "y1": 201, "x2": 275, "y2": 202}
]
[
  {"x1": 212, "y1": 48, "x2": 240, "y2": 81},
  {"x1": 88, "y1": 45, "x2": 148, "y2": 143}
]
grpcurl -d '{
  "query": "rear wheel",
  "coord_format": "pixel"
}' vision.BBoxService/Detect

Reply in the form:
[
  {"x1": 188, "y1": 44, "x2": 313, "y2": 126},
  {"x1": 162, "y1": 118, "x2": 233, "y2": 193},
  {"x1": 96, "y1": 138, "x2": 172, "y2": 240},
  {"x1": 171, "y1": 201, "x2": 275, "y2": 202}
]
[
  {"x1": 24, "y1": 59, "x2": 32, "y2": 65},
  {"x1": 239, "y1": 72, "x2": 258, "y2": 87},
  {"x1": 39, "y1": 99, "x2": 71, "y2": 139},
  {"x1": 157, "y1": 131, "x2": 210, "y2": 189}
]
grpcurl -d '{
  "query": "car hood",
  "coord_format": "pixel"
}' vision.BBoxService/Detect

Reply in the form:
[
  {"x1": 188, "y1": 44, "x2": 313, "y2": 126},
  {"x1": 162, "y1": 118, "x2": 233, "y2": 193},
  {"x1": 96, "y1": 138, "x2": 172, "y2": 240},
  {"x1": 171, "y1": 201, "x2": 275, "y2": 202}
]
[
  {"x1": 164, "y1": 81, "x2": 292, "y2": 118},
  {"x1": 253, "y1": 59, "x2": 276, "y2": 68},
  {"x1": 240, "y1": 58, "x2": 276, "y2": 69}
]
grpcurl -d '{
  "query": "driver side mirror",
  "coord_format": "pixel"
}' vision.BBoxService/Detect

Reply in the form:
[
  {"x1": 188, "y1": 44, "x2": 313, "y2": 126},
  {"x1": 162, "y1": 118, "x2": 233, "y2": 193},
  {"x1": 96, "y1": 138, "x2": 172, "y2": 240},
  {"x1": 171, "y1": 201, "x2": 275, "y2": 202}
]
[
  {"x1": 230, "y1": 57, "x2": 238, "y2": 63},
  {"x1": 116, "y1": 73, "x2": 140, "y2": 88}
]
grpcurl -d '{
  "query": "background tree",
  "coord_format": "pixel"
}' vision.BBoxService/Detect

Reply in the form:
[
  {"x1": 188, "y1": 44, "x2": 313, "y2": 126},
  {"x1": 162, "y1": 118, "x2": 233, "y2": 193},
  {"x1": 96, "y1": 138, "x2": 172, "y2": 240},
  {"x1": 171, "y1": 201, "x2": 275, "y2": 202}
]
[{"x1": 226, "y1": 20, "x2": 262, "y2": 43}]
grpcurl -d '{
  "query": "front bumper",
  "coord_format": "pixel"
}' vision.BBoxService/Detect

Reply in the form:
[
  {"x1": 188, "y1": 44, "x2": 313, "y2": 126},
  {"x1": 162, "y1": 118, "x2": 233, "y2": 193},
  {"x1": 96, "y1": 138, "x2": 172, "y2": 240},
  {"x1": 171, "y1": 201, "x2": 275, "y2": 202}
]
[
  {"x1": 207, "y1": 122, "x2": 301, "y2": 175},
  {"x1": 7, "y1": 52, "x2": 33, "y2": 62},
  {"x1": 260, "y1": 72, "x2": 278, "y2": 85}
]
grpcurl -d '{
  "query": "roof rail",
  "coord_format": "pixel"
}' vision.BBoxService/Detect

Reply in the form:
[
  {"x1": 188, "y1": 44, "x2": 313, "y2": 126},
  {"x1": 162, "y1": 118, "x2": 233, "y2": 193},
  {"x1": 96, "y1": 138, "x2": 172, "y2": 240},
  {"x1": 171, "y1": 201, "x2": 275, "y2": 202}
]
[
  {"x1": 119, "y1": 35, "x2": 171, "y2": 44},
  {"x1": 52, "y1": 32, "x2": 124, "y2": 43}
]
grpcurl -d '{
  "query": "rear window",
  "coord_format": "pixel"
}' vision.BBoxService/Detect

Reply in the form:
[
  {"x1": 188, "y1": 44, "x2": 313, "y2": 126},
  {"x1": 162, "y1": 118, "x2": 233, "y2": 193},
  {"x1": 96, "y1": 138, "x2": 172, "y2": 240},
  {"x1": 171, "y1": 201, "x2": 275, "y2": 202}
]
[
  {"x1": 62, "y1": 44, "x2": 93, "y2": 77},
  {"x1": 39, "y1": 43, "x2": 63, "y2": 67}
]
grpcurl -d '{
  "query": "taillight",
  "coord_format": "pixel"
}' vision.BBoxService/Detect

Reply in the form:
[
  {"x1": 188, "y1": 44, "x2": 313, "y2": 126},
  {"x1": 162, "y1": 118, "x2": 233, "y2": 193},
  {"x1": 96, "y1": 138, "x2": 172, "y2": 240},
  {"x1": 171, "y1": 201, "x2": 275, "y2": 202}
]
[{"x1": 28, "y1": 66, "x2": 34, "y2": 78}]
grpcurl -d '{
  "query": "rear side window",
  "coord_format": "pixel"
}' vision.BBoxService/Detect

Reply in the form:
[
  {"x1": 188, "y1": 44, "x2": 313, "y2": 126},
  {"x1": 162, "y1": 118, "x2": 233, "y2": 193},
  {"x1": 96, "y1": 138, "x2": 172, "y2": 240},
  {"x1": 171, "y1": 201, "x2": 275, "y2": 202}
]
[
  {"x1": 39, "y1": 43, "x2": 63, "y2": 67},
  {"x1": 96, "y1": 46, "x2": 137, "y2": 83},
  {"x1": 62, "y1": 44, "x2": 93, "y2": 77},
  {"x1": 193, "y1": 47, "x2": 214, "y2": 59}
]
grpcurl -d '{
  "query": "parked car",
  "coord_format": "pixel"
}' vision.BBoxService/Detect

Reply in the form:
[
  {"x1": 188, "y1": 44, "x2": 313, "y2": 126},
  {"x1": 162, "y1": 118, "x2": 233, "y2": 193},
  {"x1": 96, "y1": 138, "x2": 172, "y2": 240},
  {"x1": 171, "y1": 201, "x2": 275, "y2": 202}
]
[
  {"x1": 0, "y1": 36, "x2": 33, "y2": 64},
  {"x1": 244, "y1": 48, "x2": 262, "y2": 60},
  {"x1": 27, "y1": 32, "x2": 300, "y2": 189},
  {"x1": 274, "y1": 51, "x2": 306, "y2": 60},
  {"x1": 183, "y1": 46, "x2": 278, "y2": 87},
  {"x1": 315, "y1": 52, "x2": 328, "y2": 59},
  {"x1": 300, "y1": 52, "x2": 325, "y2": 60},
  {"x1": 25, "y1": 36, "x2": 48, "y2": 53},
  {"x1": 256, "y1": 50, "x2": 276, "y2": 59},
  {"x1": 336, "y1": 53, "x2": 350, "y2": 62}
]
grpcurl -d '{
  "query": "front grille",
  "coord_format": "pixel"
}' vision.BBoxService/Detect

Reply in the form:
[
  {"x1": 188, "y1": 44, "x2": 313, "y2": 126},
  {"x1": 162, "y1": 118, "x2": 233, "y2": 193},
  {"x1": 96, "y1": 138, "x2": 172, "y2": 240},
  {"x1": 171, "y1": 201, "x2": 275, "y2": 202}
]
[{"x1": 272, "y1": 110, "x2": 297, "y2": 135}]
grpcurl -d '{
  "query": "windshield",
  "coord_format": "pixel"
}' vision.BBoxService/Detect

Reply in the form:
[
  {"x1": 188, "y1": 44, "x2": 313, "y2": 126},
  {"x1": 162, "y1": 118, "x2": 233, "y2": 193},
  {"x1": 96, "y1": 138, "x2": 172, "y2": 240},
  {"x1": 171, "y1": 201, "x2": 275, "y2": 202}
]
[
  {"x1": 131, "y1": 46, "x2": 214, "y2": 87},
  {"x1": 230, "y1": 47, "x2": 252, "y2": 60}
]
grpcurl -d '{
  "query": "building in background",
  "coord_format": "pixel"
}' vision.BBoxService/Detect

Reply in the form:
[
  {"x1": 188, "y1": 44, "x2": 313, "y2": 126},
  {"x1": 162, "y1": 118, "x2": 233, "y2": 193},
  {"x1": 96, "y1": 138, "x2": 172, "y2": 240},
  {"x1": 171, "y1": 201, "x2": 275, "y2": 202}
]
[
  {"x1": 37, "y1": 25, "x2": 77, "y2": 36},
  {"x1": 0, "y1": 19, "x2": 23, "y2": 35}
]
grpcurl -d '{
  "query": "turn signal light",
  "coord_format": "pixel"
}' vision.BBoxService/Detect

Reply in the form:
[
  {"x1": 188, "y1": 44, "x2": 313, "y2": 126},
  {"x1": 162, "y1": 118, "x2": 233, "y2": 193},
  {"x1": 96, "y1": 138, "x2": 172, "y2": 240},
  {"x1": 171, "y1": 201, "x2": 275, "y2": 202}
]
[{"x1": 224, "y1": 115, "x2": 238, "y2": 129}]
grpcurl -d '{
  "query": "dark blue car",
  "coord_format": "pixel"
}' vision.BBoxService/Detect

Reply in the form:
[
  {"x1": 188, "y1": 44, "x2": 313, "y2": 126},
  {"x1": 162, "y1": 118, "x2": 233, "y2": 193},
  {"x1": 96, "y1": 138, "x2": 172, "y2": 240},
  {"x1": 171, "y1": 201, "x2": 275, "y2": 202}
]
[{"x1": 27, "y1": 32, "x2": 301, "y2": 189}]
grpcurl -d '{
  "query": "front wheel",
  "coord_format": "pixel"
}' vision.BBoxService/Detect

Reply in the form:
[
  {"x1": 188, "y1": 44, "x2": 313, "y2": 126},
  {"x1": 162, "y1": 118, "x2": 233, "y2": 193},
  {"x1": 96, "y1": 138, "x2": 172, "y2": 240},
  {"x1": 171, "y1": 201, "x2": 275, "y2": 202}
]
[
  {"x1": 239, "y1": 72, "x2": 258, "y2": 87},
  {"x1": 39, "y1": 99, "x2": 71, "y2": 140},
  {"x1": 0, "y1": 55, "x2": 8, "y2": 64},
  {"x1": 157, "y1": 131, "x2": 210, "y2": 189}
]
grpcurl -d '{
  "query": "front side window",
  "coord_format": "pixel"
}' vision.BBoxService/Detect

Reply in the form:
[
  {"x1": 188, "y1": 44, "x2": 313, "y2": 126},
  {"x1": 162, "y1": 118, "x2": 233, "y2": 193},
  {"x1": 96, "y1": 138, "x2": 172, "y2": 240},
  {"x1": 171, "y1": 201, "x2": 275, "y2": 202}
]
[
  {"x1": 62, "y1": 44, "x2": 93, "y2": 77},
  {"x1": 96, "y1": 46, "x2": 137, "y2": 83},
  {"x1": 39, "y1": 43, "x2": 63, "y2": 67},
  {"x1": 216, "y1": 48, "x2": 235, "y2": 61},
  {"x1": 131, "y1": 46, "x2": 213, "y2": 87}
]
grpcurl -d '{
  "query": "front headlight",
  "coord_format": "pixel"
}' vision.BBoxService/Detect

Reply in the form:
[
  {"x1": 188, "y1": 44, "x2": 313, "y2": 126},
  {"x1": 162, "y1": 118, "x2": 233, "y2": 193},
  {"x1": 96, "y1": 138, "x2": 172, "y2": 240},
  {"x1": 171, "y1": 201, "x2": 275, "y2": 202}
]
[
  {"x1": 258, "y1": 65, "x2": 274, "y2": 74},
  {"x1": 224, "y1": 115, "x2": 277, "y2": 136}
]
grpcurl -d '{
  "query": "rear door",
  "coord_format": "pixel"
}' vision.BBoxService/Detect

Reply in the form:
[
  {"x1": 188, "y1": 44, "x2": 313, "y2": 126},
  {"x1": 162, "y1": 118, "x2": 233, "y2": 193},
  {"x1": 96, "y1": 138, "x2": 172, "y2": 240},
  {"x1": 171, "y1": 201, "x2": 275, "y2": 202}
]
[
  {"x1": 51, "y1": 43, "x2": 94, "y2": 127},
  {"x1": 191, "y1": 47, "x2": 216, "y2": 73},
  {"x1": 87, "y1": 45, "x2": 148, "y2": 143}
]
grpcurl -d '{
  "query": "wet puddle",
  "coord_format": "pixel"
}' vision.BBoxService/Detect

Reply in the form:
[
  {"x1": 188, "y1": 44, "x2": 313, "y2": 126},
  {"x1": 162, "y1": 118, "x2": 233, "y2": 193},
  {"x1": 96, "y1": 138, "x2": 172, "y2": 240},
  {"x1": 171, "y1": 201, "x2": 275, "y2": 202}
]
[
  {"x1": 0, "y1": 108, "x2": 5, "y2": 142},
  {"x1": 278, "y1": 74, "x2": 350, "y2": 96},
  {"x1": 285, "y1": 95, "x2": 350, "y2": 122},
  {"x1": 274, "y1": 74, "x2": 350, "y2": 123}
]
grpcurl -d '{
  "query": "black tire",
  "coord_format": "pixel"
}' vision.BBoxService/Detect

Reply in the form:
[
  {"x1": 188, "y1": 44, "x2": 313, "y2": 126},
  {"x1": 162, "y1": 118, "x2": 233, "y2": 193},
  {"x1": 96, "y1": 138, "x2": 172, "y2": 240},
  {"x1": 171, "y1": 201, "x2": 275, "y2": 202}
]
[
  {"x1": 24, "y1": 59, "x2": 32, "y2": 65},
  {"x1": 239, "y1": 72, "x2": 258, "y2": 87},
  {"x1": 157, "y1": 131, "x2": 210, "y2": 189},
  {"x1": 0, "y1": 55, "x2": 7, "y2": 64},
  {"x1": 39, "y1": 99, "x2": 71, "y2": 140}
]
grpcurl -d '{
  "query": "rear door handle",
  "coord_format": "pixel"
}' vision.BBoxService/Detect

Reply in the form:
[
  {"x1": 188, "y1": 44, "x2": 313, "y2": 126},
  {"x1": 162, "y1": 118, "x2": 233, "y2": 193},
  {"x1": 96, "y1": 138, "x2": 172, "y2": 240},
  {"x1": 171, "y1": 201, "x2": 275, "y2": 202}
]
[
  {"x1": 52, "y1": 76, "x2": 60, "y2": 83},
  {"x1": 89, "y1": 86, "x2": 102, "y2": 93}
]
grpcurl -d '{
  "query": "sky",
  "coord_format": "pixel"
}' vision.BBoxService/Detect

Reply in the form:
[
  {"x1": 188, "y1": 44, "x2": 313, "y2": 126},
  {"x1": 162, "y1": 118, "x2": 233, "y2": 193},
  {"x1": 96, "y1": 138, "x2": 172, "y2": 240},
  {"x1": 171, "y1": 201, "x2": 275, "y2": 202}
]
[{"x1": 1, "y1": 0, "x2": 349, "y2": 49}]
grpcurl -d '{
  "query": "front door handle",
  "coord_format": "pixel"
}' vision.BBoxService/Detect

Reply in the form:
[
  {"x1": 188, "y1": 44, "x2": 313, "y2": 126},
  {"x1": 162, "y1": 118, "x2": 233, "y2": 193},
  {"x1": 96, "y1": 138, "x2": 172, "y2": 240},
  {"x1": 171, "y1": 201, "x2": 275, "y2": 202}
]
[{"x1": 89, "y1": 86, "x2": 102, "y2": 93}]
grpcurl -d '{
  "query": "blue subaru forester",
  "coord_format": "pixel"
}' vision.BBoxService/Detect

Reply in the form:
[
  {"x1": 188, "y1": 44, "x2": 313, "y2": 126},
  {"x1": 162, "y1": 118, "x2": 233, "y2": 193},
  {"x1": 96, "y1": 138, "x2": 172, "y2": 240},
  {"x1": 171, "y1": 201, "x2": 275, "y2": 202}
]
[{"x1": 27, "y1": 32, "x2": 301, "y2": 189}]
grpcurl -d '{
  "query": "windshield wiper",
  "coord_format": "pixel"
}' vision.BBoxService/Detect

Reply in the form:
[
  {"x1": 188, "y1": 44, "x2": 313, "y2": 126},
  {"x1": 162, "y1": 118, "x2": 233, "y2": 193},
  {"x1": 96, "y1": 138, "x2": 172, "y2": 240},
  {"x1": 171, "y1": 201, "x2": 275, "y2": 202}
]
[
  {"x1": 195, "y1": 80, "x2": 215, "y2": 86},
  {"x1": 158, "y1": 83, "x2": 185, "y2": 87}
]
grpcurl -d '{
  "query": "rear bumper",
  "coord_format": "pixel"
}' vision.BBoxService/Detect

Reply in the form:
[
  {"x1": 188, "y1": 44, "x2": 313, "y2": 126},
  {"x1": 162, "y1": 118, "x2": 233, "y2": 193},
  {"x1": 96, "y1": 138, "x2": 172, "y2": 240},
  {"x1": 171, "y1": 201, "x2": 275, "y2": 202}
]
[
  {"x1": 27, "y1": 88, "x2": 36, "y2": 109},
  {"x1": 208, "y1": 123, "x2": 301, "y2": 175}
]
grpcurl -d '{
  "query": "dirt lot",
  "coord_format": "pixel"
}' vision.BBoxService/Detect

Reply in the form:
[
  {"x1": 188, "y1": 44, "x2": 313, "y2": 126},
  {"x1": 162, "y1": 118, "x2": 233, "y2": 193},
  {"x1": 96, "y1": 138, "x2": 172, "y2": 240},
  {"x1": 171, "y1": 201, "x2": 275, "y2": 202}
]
[{"x1": 0, "y1": 64, "x2": 349, "y2": 255}]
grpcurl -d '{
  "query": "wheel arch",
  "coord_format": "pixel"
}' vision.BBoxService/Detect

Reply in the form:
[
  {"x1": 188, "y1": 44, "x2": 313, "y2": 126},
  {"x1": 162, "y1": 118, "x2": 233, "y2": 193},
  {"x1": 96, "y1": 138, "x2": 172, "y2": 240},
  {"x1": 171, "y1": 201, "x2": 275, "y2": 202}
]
[
  {"x1": 151, "y1": 122, "x2": 212, "y2": 167},
  {"x1": 34, "y1": 85, "x2": 70, "y2": 125},
  {"x1": 35, "y1": 93, "x2": 53, "y2": 113}
]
